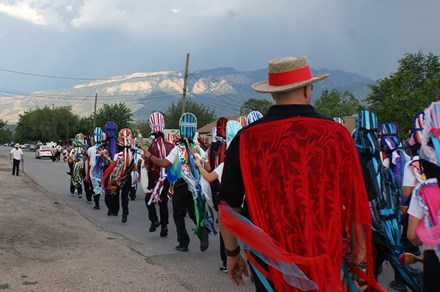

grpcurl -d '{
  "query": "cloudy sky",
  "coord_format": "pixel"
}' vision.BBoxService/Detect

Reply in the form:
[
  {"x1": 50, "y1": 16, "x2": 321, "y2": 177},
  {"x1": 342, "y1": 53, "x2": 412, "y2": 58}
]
[{"x1": 0, "y1": 0, "x2": 439, "y2": 92}]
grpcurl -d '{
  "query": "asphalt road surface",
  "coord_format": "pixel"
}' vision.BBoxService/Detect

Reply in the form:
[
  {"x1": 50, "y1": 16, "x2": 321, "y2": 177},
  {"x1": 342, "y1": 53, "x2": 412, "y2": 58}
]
[{"x1": 1, "y1": 146, "x2": 398, "y2": 291}]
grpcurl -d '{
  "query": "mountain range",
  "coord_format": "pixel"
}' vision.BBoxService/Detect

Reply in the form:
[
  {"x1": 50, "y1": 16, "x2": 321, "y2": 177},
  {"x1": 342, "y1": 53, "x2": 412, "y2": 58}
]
[{"x1": 0, "y1": 67, "x2": 375, "y2": 124}]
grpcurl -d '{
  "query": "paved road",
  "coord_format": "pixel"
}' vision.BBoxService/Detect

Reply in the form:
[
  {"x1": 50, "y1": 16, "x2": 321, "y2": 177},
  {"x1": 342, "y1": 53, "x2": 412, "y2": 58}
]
[{"x1": 1, "y1": 146, "x2": 398, "y2": 291}]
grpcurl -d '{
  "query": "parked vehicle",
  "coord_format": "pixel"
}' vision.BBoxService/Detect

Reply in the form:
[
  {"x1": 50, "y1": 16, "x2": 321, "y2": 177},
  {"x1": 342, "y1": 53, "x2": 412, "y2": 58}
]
[{"x1": 35, "y1": 145, "x2": 53, "y2": 159}]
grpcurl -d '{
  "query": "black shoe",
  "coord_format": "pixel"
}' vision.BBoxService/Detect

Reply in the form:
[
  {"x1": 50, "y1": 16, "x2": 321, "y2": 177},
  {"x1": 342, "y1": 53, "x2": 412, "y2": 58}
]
[
  {"x1": 389, "y1": 280, "x2": 407, "y2": 292},
  {"x1": 160, "y1": 226, "x2": 168, "y2": 237},
  {"x1": 130, "y1": 194, "x2": 136, "y2": 201},
  {"x1": 149, "y1": 221, "x2": 160, "y2": 232},
  {"x1": 219, "y1": 265, "x2": 227, "y2": 273},
  {"x1": 93, "y1": 206, "x2": 100, "y2": 210},
  {"x1": 121, "y1": 214, "x2": 127, "y2": 223},
  {"x1": 175, "y1": 244, "x2": 189, "y2": 252},
  {"x1": 199, "y1": 227, "x2": 209, "y2": 252},
  {"x1": 107, "y1": 210, "x2": 112, "y2": 216},
  {"x1": 70, "y1": 184, "x2": 75, "y2": 194},
  {"x1": 67, "y1": 171, "x2": 72, "y2": 175}
]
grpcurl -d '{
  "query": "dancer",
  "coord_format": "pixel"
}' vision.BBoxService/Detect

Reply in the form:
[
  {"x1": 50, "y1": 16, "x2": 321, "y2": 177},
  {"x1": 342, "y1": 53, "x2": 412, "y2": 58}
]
[
  {"x1": 88, "y1": 126, "x2": 107, "y2": 210},
  {"x1": 196, "y1": 120, "x2": 242, "y2": 273},
  {"x1": 408, "y1": 101, "x2": 440, "y2": 292},
  {"x1": 219, "y1": 56, "x2": 379, "y2": 291},
  {"x1": 142, "y1": 113, "x2": 212, "y2": 252},
  {"x1": 354, "y1": 110, "x2": 422, "y2": 291},
  {"x1": 143, "y1": 112, "x2": 173, "y2": 237},
  {"x1": 103, "y1": 128, "x2": 136, "y2": 223},
  {"x1": 69, "y1": 133, "x2": 84, "y2": 198}
]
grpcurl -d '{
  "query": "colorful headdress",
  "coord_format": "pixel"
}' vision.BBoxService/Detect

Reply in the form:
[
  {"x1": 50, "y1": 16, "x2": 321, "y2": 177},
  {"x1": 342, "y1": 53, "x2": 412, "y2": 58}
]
[
  {"x1": 356, "y1": 109, "x2": 378, "y2": 131},
  {"x1": 226, "y1": 120, "x2": 242, "y2": 149},
  {"x1": 211, "y1": 127, "x2": 217, "y2": 142},
  {"x1": 247, "y1": 111, "x2": 263, "y2": 125},
  {"x1": 105, "y1": 121, "x2": 118, "y2": 160},
  {"x1": 149, "y1": 112, "x2": 165, "y2": 134},
  {"x1": 94, "y1": 127, "x2": 103, "y2": 143},
  {"x1": 406, "y1": 111, "x2": 425, "y2": 147},
  {"x1": 238, "y1": 116, "x2": 248, "y2": 127},
  {"x1": 420, "y1": 102, "x2": 440, "y2": 166},
  {"x1": 216, "y1": 117, "x2": 228, "y2": 139},
  {"x1": 379, "y1": 122, "x2": 402, "y2": 153},
  {"x1": 179, "y1": 113, "x2": 197, "y2": 140},
  {"x1": 332, "y1": 116, "x2": 345, "y2": 125},
  {"x1": 73, "y1": 133, "x2": 84, "y2": 147},
  {"x1": 118, "y1": 128, "x2": 132, "y2": 147}
]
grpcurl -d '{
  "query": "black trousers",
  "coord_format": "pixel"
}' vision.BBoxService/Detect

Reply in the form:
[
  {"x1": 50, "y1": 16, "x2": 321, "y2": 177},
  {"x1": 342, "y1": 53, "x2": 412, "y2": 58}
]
[
  {"x1": 12, "y1": 159, "x2": 20, "y2": 175},
  {"x1": 145, "y1": 179, "x2": 170, "y2": 227},
  {"x1": 105, "y1": 181, "x2": 131, "y2": 215},
  {"x1": 424, "y1": 250, "x2": 440, "y2": 292},
  {"x1": 84, "y1": 180, "x2": 94, "y2": 202},
  {"x1": 172, "y1": 179, "x2": 196, "y2": 246}
]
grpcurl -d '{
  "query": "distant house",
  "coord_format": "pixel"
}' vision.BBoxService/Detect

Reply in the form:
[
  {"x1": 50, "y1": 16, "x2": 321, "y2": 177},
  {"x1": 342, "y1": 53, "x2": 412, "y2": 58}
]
[{"x1": 197, "y1": 116, "x2": 240, "y2": 144}]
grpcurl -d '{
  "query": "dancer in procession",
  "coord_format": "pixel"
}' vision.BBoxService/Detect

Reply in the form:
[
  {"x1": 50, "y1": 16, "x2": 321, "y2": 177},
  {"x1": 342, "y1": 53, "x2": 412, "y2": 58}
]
[
  {"x1": 142, "y1": 113, "x2": 212, "y2": 252},
  {"x1": 196, "y1": 119, "x2": 242, "y2": 273},
  {"x1": 69, "y1": 133, "x2": 84, "y2": 198},
  {"x1": 103, "y1": 128, "x2": 136, "y2": 223},
  {"x1": 142, "y1": 112, "x2": 174, "y2": 237},
  {"x1": 407, "y1": 101, "x2": 440, "y2": 292},
  {"x1": 218, "y1": 55, "x2": 379, "y2": 291},
  {"x1": 88, "y1": 126, "x2": 107, "y2": 210}
]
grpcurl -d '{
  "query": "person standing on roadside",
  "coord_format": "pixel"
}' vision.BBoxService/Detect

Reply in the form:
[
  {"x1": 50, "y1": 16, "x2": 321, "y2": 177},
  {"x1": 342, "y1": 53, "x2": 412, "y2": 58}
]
[{"x1": 10, "y1": 143, "x2": 23, "y2": 176}]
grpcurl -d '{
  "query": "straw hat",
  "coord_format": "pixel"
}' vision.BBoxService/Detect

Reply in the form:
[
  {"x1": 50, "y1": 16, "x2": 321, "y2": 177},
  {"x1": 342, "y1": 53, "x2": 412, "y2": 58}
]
[
  {"x1": 15, "y1": 143, "x2": 20, "y2": 147},
  {"x1": 252, "y1": 55, "x2": 329, "y2": 93}
]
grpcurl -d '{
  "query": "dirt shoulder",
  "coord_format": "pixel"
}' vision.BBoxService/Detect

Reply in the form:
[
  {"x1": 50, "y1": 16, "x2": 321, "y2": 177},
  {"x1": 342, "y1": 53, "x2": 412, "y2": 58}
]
[{"x1": 0, "y1": 157, "x2": 185, "y2": 292}]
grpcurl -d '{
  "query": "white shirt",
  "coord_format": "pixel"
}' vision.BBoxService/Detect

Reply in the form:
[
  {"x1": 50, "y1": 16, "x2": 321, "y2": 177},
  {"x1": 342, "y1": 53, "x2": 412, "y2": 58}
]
[
  {"x1": 10, "y1": 147, "x2": 23, "y2": 160},
  {"x1": 165, "y1": 146, "x2": 179, "y2": 164},
  {"x1": 402, "y1": 156, "x2": 424, "y2": 187},
  {"x1": 213, "y1": 163, "x2": 224, "y2": 183}
]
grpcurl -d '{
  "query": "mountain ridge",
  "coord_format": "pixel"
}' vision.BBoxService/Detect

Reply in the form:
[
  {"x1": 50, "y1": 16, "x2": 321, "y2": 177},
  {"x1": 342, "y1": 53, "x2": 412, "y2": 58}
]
[{"x1": 0, "y1": 67, "x2": 375, "y2": 124}]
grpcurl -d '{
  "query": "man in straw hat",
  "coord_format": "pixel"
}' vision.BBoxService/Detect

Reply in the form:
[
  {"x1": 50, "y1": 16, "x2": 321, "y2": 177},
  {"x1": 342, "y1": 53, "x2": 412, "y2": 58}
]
[
  {"x1": 218, "y1": 56, "x2": 381, "y2": 291},
  {"x1": 10, "y1": 143, "x2": 23, "y2": 176}
]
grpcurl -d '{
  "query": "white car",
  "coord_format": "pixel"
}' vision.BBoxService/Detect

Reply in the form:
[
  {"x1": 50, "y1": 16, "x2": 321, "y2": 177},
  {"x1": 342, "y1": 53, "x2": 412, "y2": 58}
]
[{"x1": 35, "y1": 145, "x2": 53, "y2": 159}]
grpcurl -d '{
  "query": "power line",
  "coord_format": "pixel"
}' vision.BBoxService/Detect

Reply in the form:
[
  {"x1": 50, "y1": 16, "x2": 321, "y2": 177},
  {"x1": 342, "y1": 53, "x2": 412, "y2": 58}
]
[
  {"x1": 0, "y1": 68, "x2": 101, "y2": 81},
  {"x1": 187, "y1": 73, "x2": 243, "y2": 108}
]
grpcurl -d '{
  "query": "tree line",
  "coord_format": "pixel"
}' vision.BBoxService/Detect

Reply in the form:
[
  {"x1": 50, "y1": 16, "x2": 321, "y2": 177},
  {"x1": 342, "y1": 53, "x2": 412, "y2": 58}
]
[{"x1": 1, "y1": 51, "x2": 439, "y2": 144}]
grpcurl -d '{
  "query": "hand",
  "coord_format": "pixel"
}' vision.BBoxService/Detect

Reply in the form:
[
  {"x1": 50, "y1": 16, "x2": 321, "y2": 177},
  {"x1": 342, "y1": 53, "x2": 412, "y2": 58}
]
[
  {"x1": 227, "y1": 254, "x2": 249, "y2": 286},
  {"x1": 194, "y1": 158, "x2": 201, "y2": 168},
  {"x1": 144, "y1": 150, "x2": 152, "y2": 159}
]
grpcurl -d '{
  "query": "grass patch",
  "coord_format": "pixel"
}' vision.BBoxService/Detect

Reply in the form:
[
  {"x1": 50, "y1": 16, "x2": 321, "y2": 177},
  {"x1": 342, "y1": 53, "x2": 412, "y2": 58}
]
[
  {"x1": 22, "y1": 281, "x2": 38, "y2": 286},
  {"x1": 0, "y1": 283, "x2": 10, "y2": 289}
]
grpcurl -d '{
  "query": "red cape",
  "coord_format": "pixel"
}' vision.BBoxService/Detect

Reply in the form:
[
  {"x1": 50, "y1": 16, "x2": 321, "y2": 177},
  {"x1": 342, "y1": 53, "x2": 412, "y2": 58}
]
[{"x1": 220, "y1": 117, "x2": 380, "y2": 291}]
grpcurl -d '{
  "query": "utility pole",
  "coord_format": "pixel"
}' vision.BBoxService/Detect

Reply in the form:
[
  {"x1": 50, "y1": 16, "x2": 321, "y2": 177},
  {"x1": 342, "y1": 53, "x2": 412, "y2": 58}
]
[
  {"x1": 93, "y1": 93, "x2": 98, "y2": 130},
  {"x1": 92, "y1": 93, "x2": 98, "y2": 146},
  {"x1": 181, "y1": 53, "x2": 190, "y2": 115}
]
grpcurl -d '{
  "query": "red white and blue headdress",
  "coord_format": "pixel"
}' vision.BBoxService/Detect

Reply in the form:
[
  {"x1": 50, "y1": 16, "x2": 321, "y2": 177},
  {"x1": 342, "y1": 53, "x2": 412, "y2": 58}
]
[{"x1": 149, "y1": 112, "x2": 165, "y2": 134}]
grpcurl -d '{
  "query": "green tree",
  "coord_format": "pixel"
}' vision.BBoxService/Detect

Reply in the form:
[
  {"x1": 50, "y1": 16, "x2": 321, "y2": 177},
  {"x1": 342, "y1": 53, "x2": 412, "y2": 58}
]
[
  {"x1": 240, "y1": 98, "x2": 273, "y2": 115},
  {"x1": 95, "y1": 103, "x2": 133, "y2": 130},
  {"x1": 14, "y1": 106, "x2": 79, "y2": 143},
  {"x1": 0, "y1": 119, "x2": 12, "y2": 143},
  {"x1": 366, "y1": 51, "x2": 440, "y2": 135},
  {"x1": 164, "y1": 99, "x2": 215, "y2": 129},
  {"x1": 314, "y1": 89, "x2": 362, "y2": 118}
]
